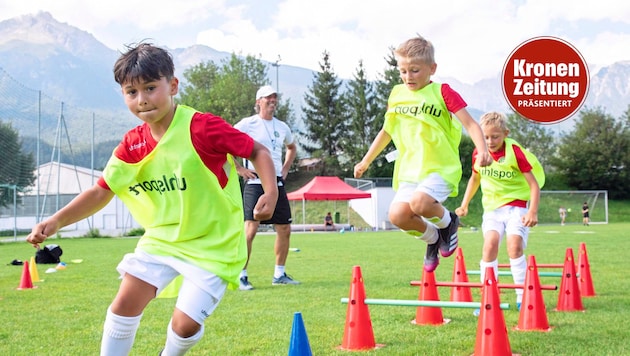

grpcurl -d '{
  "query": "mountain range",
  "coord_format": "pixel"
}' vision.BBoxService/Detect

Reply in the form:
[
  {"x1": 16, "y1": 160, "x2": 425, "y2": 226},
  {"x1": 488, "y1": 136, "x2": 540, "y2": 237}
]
[{"x1": 1, "y1": 11, "x2": 630, "y2": 141}]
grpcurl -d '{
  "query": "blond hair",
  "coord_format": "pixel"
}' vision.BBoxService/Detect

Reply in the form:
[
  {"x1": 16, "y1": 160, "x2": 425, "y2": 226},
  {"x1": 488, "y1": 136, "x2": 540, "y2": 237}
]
[
  {"x1": 479, "y1": 111, "x2": 509, "y2": 131},
  {"x1": 394, "y1": 35, "x2": 435, "y2": 65}
]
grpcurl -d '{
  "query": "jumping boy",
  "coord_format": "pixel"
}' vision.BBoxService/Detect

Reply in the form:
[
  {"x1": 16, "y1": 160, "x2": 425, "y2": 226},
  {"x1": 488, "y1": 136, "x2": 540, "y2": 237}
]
[
  {"x1": 455, "y1": 111, "x2": 544, "y2": 313},
  {"x1": 26, "y1": 43, "x2": 278, "y2": 355},
  {"x1": 354, "y1": 35, "x2": 492, "y2": 272}
]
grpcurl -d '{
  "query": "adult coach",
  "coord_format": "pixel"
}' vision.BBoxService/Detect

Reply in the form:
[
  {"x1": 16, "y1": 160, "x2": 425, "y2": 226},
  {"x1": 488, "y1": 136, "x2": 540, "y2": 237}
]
[{"x1": 234, "y1": 85, "x2": 299, "y2": 290}]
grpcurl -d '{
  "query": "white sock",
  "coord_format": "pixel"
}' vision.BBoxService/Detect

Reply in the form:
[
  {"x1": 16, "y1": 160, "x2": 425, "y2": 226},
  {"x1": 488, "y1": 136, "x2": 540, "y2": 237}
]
[
  {"x1": 100, "y1": 306, "x2": 142, "y2": 356},
  {"x1": 274, "y1": 265, "x2": 285, "y2": 279},
  {"x1": 405, "y1": 224, "x2": 439, "y2": 244},
  {"x1": 162, "y1": 319, "x2": 204, "y2": 356},
  {"x1": 510, "y1": 255, "x2": 527, "y2": 303},
  {"x1": 479, "y1": 259, "x2": 499, "y2": 283},
  {"x1": 434, "y1": 207, "x2": 451, "y2": 229},
  {"x1": 239, "y1": 269, "x2": 247, "y2": 278}
]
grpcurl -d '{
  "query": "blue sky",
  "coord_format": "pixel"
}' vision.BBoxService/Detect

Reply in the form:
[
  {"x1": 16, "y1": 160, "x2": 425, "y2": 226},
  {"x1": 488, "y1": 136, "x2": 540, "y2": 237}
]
[{"x1": 1, "y1": 0, "x2": 629, "y2": 84}]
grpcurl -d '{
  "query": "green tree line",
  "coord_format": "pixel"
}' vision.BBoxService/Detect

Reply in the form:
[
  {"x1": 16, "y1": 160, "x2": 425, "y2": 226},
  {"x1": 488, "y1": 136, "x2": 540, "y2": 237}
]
[{"x1": 3, "y1": 52, "x2": 630, "y2": 206}]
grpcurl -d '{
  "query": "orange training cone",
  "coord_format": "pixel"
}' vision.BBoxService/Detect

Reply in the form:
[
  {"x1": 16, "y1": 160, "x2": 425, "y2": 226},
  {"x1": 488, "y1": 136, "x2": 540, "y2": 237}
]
[
  {"x1": 473, "y1": 267, "x2": 513, "y2": 356},
  {"x1": 340, "y1": 266, "x2": 382, "y2": 351},
  {"x1": 516, "y1": 255, "x2": 551, "y2": 332},
  {"x1": 29, "y1": 256, "x2": 42, "y2": 283},
  {"x1": 17, "y1": 260, "x2": 36, "y2": 290},
  {"x1": 577, "y1": 242, "x2": 596, "y2": 297},
  {"x1": 450, "y1": 247, "x2": 473, "y2": 302},
  {"x1": 555, "y1": 248, "x2": 584, "y2": 312},
  {"x1": 412, "y1": 270, "x2": 449, "y2": 325}
]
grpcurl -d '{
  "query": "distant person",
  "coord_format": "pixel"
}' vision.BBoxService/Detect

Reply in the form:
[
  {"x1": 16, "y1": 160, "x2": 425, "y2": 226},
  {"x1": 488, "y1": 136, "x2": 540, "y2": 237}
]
[
  {"x1": 25, "y1": 43, "x2": 278, "y2": 355},
  {"x1": 353, "y1": 34, "x2": 492, "y2": 272},
  {"x1": 582, "y1": 202, "x2": 590, "y2": 225},
  {"x1": 324, "y1": 212, "x2": 335, "y2": 231},
  {"x1": 559, "y1": 206, "x2": 567, "y2": 225},
  {"x1": 234, "y1": 85, "x2": 299, "y2": 290},
  {"x1": 455, "y1": 111, "x2": 544, "y2": 315}
]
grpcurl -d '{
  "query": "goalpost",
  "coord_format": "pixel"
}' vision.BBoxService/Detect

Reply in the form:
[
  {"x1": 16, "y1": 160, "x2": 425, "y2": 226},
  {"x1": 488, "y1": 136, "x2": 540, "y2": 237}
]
[{"x1": 539, "y1": 190, "x2": 608, "y2": 225}]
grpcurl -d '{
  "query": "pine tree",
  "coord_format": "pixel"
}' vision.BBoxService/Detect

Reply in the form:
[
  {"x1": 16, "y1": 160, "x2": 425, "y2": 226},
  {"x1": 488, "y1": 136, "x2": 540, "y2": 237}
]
[{"x1": 302, "y1": 51, "x2": 348, "y2": 175}]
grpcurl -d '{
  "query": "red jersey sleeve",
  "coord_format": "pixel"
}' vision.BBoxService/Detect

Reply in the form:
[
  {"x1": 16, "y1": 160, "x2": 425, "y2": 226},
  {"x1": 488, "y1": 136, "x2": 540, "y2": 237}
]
[
  {"x1": 512, "y1": 145, "x2": 533, "y2": 173},
  {"x1": 471, "y1": 148, "x2": 479, "y2": 173},
  {"x1": 441, "y1": 83, "x2": 467, "y2": 113}
]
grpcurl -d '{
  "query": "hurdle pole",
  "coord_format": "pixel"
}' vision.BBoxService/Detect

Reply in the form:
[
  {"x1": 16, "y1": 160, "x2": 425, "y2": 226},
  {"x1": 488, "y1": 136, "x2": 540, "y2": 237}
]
[
  {"x1": 466, "y1": 270, "x2": 565, "y2": 277},
  {"x1": 410, "y1": 280, "x2": 557, "y2": 290},
  {"x1": 498, "y1": 263, "x2": 563, "y2": 268},
  {"x1": 340, "y1": 298, "x2": 510, "y2": 310}
]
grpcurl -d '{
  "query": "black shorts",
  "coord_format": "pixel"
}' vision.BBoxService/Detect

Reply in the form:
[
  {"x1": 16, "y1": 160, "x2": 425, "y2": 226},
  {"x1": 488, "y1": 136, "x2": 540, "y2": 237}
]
[{"x1": 242, "y1": 179, "x2": 292, "y2": 224}]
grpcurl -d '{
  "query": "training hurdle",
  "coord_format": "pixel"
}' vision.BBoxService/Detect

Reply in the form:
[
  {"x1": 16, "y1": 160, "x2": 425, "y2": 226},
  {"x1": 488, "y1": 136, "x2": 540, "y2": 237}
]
[
  {"x1": 409, "y1": 280, "x2": 558, "y2": 291},
  {"x1": 340, "y1": 297, "x2": 510, "y2": 309},
  {"x1": 466, "y1": 270, "x2": 565, "y2": 277},
  {"x1": 498, "y1": 263, "x2": 563, "y2": 268},
  {"x1": 339, "y1": 265, "x2": 515, "y2": 354}
]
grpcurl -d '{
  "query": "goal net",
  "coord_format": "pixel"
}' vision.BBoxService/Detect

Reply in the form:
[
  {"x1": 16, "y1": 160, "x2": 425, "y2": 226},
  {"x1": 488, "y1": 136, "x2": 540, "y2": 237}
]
[{"x1": 538, "y1": 190, "x2": 608, "y2": 225}]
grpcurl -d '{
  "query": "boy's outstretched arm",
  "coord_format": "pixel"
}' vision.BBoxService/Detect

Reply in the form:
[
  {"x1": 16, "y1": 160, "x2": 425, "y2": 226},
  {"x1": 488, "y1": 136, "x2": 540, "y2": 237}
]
[
  {"x1": 26, "y1": 185, "x2": 115, "y2": 248},
  {"x1": 455, "y1": 171, "x2": 481, "y2": 217},
  {"x1": 453, "y1": 108, "x2": 493, "y2": 167},
  {"x1": 248, "y1": 141, "x2": 278, "y2": 221},
  {"x1": 521, "y1": 171, "x2": 541, "y2": 227},
  {"x1": 354, "y1": 129, "x2": 391, "y2": 178}
]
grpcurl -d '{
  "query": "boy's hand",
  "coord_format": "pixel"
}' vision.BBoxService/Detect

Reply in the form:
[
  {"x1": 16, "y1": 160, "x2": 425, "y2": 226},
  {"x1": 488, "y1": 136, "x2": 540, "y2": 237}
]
[
  {"x1": 522, "y1": 211, "x2": 538, "y2": 227},
  {"x1": 26, "y1": 220, "x2": 60, "y2": 249},
  {"x1": 253, "y1": 193, "x2": 276, "y2": 221},
  {"x1": 455, "y1": 206, "x2": 468, "y2": 217},
  {"x1": 353, "y1": 161, "x2": 368, "y2": 178},
  {"x1": 476, "y1": 151, "x2": 493, "y2": 167}
]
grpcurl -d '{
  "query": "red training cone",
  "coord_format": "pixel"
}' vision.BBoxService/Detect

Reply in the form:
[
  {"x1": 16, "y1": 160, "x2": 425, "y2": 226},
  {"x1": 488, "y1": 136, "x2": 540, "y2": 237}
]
[
  {"x1": 473, "y1": 267, "x2": 513, "y2": 356},
  {"x1": 412, "y1": 270, "x2": 449, "y2": 325},
  {"x1": 339, "y1": 266, "x2": 382, "y2": 351},
  {"x1": 555, "y1": 248, "x2": 584, "y2": 312},
  {"x1": 515, "y1": 255, "x2": 551, "y2": 332},
  {"x1": 577, "y1": 242, "x2": 596, "y2": 297},
  {"x1": 17, "y1": 260, "x2": 36, "y2": 290},
  {"x1": 450, "y1": 247, "x2": 473, "y2": 302}
]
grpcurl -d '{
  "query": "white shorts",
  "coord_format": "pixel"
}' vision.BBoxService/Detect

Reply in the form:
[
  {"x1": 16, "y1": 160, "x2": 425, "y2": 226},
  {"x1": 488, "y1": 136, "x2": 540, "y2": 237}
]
[
  {"x1": 392, "y1": 173, "x2": 453, "y2": 204},
  {"x1": 117, "y1": 249, "x2": 227, "y2": 324},
  {"x1": 481, "y1": 206, "x2": 529, "y2": 249}
]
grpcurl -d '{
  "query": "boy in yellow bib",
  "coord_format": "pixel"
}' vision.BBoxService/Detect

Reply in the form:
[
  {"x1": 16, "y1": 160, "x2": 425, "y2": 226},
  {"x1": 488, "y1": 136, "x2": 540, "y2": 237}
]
[
  {"x1": 354, "y1": 35, "x2": 492, "y2": 272},
  {"x1": 456, "y1": 111, "x2": 544, "y2": 314},
  {"x1": 26, "y1": 43, "x2": 278, "y2": 355}
]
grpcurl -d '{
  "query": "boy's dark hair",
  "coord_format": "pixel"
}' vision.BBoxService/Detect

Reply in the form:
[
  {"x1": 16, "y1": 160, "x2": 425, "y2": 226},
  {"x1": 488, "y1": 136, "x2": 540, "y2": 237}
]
[{"x1": 113, "y1": 42, "x2": 175, "y2": 85}]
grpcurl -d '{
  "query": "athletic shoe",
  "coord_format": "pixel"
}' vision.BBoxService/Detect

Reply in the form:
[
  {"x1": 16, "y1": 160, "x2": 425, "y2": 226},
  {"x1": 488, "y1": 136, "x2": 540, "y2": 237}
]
[
  {"x1": 239, "y1": 276, "x2": 254, "y2": 291},
  {"x1": 473, "y1": 308, "x2": 480, "y2": 317},
  {"x1": 438, "y1": 212, "x2": 459, "y2": 257},
  {"x1": 423, "y1": 241, "x2": 440, "y2": 272},
  {"x1": 272, "y1": 273, "x2": 300, "y2": 285}
]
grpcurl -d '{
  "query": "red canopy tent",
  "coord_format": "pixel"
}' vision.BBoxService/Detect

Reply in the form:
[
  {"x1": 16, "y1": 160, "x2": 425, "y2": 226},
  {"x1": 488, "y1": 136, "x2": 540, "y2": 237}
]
[{"x1": 287, "y1": 176, "x2": 371, "y2": 230}]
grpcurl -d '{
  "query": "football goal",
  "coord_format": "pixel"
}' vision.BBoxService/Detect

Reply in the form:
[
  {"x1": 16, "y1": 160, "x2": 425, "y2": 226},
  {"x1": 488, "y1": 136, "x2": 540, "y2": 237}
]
[{"x1": 538, "y1": 190, "x2": 608, "y2": 225}]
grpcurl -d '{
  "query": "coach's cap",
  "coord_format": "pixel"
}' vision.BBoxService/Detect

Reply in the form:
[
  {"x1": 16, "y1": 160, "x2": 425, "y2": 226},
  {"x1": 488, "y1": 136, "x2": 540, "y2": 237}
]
[{"x1": 256, "y1": 85, "x2": 277, "y2": 100}]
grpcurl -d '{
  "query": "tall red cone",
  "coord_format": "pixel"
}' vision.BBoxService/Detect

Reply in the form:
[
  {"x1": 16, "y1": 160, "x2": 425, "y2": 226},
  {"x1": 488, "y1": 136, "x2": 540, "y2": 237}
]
[
  {"x1": 516, "y1": 255, "x2": 551, "y2": 332},
  {"x1": 555, "y1": 248, "x2": 584, "y2": 312},
  {"x1": 412, "y1": 270, "x2": 448, "y2": 325},
  {"x1": 473, "y1": 267, "x2": 513, "y2": 356},
  {"x1": 17, "y1": 260, "x2": 36, "y2": 290},
  {"x1": 450, "y1": 247, "x2": 473, "y2": 302},
  {"x1": 340, "y1": 266, "x2": 382, "y2": 351},
  {"x1": 577, "y1": 242, "x2": 596, "y2": 297}
]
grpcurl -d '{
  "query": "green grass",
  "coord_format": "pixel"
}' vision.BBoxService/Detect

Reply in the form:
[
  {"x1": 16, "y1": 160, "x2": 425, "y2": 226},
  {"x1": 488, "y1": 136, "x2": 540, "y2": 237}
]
[{"x1": 1, "y1": 224, "x2": 629, "y2": 355}]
